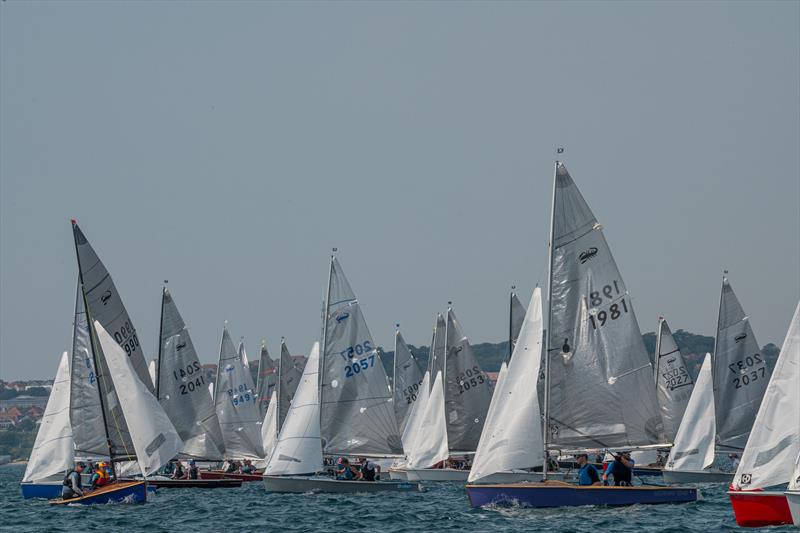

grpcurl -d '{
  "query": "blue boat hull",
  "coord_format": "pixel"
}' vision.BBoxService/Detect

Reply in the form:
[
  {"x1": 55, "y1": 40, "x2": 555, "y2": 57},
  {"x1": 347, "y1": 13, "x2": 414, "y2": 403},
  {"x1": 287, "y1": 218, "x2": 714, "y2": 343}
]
[
  {"x1": 20, "y1": 482, "x2": 63, "y2": 499},
  {"x1": 49, "y1": 481, "x2": 148, "y2": 505},
  {"x1": 465, "y1": 481, "x2": 697, "y2": 508}
]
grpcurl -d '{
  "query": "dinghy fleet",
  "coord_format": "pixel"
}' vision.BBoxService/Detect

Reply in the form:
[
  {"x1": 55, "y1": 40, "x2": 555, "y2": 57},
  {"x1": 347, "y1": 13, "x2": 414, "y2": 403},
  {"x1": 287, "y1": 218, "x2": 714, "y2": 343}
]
[{"x1": 18, "y1": 160, "x2": 799, "y2": 525}]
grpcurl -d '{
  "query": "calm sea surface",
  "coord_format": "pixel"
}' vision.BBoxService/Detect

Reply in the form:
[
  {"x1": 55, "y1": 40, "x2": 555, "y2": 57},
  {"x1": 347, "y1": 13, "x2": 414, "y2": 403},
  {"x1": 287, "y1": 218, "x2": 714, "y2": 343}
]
[{"x1": 0, "y1": 465, "x2": 793, "y2": 532}]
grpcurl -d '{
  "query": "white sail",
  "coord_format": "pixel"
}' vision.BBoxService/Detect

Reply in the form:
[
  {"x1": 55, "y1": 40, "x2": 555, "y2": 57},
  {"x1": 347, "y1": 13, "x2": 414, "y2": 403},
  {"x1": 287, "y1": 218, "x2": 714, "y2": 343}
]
[
  {"x1": 68, "y1": 281, "x2": 106, "y2": 457},
  {"x1": 393, "y1": 330, "x2": 425, "y2": 433},
  {"x1": 71, "y1": 221, "x2": 153, "y2": 391},
  {"x1": 260, "y1": 390, "x2": 279, "y2": 465},
  {"x1": 546, "y1": 162, "x2": 663, "y2": 448},
  {"x1": 214, "y1": 325, "x2": 264, "y2": 460},
  {"x1": 400, "y1": 371, "x2": 431, "y2": 457},
  {"x1": 256, "y1": 342, "x2": 278, "y2": 419},
  {"x1": 790, "y1": 452, "x2": 800, "y2": 490},
  {"x1": 23, "y1": 352, "x2": 74, "y2": 483},
  {"x1": 95, "y1": 321, "x2": 183, "y2": 477},
  {"x1": 266, "y1": 342, "x2": 322, "y2": 476},
  {"x1": 654, "y1": 318, "x2": 694, "y2": 442},
  {"x1": 158, "y1": 288, "x2": 226, "y2": 460},
  {"x1": 148, "y1": 360, "x2": 157, "y2": 390},
  {"x1": 277, "y1": 340, "x2": 302, "y2": 430},
  {"x1": 665, "y1": 353, "x2": 716, "y2": 472},
  {"x1": 407, "y1": 371, "x2": 449, "y2": 469},
  {"x1": 320, "y1": 257, "x2": 401, "y2": 455},
  {"x1": 469, "y1": 287, "x2": 546, "y2": 482},
  {"x1": 733, "y1": 300, "x2": 800, "y2": 490},
  {"x1": 444, "y1": 307, "x2": 492, "y2": 452},
  {"x1": 713, "y1": 276, "x2": 772, "y2": 451}
]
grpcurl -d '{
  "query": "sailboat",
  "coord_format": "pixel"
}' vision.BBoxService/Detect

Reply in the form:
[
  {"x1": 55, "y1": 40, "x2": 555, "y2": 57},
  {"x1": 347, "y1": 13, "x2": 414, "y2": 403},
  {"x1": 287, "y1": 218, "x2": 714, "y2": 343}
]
[
  {"x1": 259, "y1": 339, "x2": 304, "y2": 465},
  {"x1": 507, "y1": 290, "x2": 527, "y2": 363},
  {"x1": 395, "y1": 307, "x2": 493, "y2": 482},
  {"x1": 203, "y1": 324, "x2": 265, "y2": 481},
  {"x1": 728, "y1": 300, "x2": 799, "y2": 527},
  {"x1": 653, "y1": 318, "x2": 694, "y2": 444},
  {"x1": 255, "y1": 341, "x2": 278, "y2": 419},
  {"x1": 263, "y1": 255, "x2": 421, "y2": 493},
  {"x1": 468, "y1": 287, "x2": 561, "y2": 484},
  {"x1": 466, "y1": 161, "x2": 696, "y2": 507},
  {"x1": 663, "y1": 275, "x2": 771, "y2": 483},
  {"x1": 392, "y1": 328, "x2": 425, "y2": 434}
]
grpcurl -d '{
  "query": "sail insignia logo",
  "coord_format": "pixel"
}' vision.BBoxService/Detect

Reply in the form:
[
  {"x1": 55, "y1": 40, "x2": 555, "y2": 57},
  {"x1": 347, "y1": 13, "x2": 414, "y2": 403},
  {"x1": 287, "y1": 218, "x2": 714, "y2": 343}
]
[
  {"x1": 336, "y1": 313, "x2": 350, "y2": 323},
  {"x1": 734, "y1": 333, "x2": 748, "y2": 343},
  {"x1": 579, "y1": 247, "x2": 599, "y2": 264},
  {"x1": 100, "y1": 290, "x2": 113, "y2": 305},
  {"x1": 176, "y1": 341, "x2": 187, "y2": 351}
]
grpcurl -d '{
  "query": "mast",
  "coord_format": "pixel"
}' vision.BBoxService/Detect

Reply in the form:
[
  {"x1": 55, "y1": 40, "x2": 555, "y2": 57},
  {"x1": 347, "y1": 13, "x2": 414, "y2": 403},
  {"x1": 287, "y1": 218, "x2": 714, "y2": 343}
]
[
  {"x1": 654, "y1": 317, "x2": 663, "y2": 385},
  {"x1": 507, "y1": 287, "x2": 515, "y2": 364},
  {"x1": 156, "y1": 282, "x2": 167, "y2": 399},
  {"x1": 542, "y1": 159, "x2": 559, "y2": 480},
  {"x1": 709, "y1": 270, "x2": 726, "y2": 453},
  {"x1": 277, "y1": 337, "x2": 284, "y2": 431},
  {"x1": 393, "y1": 325, "x2": 399, "y2": 399}
]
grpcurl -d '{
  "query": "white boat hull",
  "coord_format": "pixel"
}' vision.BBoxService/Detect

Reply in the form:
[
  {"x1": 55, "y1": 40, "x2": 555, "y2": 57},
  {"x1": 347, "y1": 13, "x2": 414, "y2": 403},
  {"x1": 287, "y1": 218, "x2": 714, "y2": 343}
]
[
  {"x1": 403, "y1": 468, "x2": 470, "y2": 482},
  {"x1": 786, "y1": 490, "x2": 800, "y2": 526},
  {"x1": 661, "y1": 469, "x2": 734, "y2": 484},
  {"x1": 472, "y1": 471, "x2": 568, "y2": 484},
  {"x1": 388, "y1": 468, "x2": 408, "y2": 480},
  {"x1": 263, "y1": 475, "x2": 423, "y2": 494}
]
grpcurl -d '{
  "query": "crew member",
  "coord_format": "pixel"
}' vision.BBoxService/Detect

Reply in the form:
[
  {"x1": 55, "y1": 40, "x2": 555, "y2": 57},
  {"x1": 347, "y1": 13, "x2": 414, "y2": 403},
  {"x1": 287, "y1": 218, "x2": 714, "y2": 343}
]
[
  {"x1": 187, "y1": 459, "x2": 199, "y2": 480},
  {"x1": 62, "y1": 462, "x2": 86, "y2": 499},
  {"x1": 576, "y1": 454, "x2": 601, "y2": 486},
  {"x1": 603, "y1": 451, "x2": 635, "y2": 486},
  {"x1": 359, "y1": 457, "x2": 380, "y2": 481},
  {"x1": 91, "y1": 462, "x2": 110, "y2": 489}
]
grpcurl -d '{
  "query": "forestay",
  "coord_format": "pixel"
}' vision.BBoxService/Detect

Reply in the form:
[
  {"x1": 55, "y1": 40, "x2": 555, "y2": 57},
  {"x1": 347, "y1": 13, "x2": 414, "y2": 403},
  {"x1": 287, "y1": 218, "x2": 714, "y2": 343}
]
[
  {"x1": 23, "y1": 352, "x2": 74, "y2": 483},
  {"x1": 266, "y1": 342, "x2": 322, "y2": 476},
  {"x1": 733, "y1": 300, "x2": 799, "y2": 490},
  {"x1": 665, "y1": 354, "x2": 716, "y2": 472},
  {"x1": 69, "y1": 281, "x2": 106, "y2": 458},
  {"x1": 469, "y1": 288, "x2": 546, "y2": 482},
  {"x1": 407, "y1": 371, "x2": 449, "y2": 469},
  {"x1": 277, "y1": 340, "x2": 302, "y2": 431},
  {"x1": 214, "y1": 326, "x2": 264, "y2": 460},
  {"x1": 546, "y1": 162, "x2": 663, "y2": 448},
  {"x1": 393, "y1": 330, "x2": 425, "y2": 433},
  {"x1": 713, "y1": 277, "x2": 771, "y2": 451},
  {"x1": 444, "y1": 308, "x2": 492, "y2": 452},
  {"x1": 320, "y1": 257, "x2": 401, "y2": 455},
  {"x1": 256, "y1": 342, "x2": 278, "y2": 419},
  {"x1": 71, "y1": 221, "x2": 153, "y2": 392},
  {"x1": 96, "y1": 322, "x2": 183, "y2": 477},
  {"x1": 654, "y1": 318, "x2": 694, "y2": 443},
  {"x1": 158, "y1": 288, "x2": 225, "y2": 460}
]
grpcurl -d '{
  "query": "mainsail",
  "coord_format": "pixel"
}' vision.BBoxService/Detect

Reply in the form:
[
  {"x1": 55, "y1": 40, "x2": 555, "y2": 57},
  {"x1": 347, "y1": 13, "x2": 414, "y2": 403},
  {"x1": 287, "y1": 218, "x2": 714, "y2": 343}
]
[
  {"x1": 443, "y1": 307, "x2": 492, "y2": 452},
  {"x1": 665, "y1": 354, "x2": 716, "y2": 472},
  {"x1": 158, "y1": 288, "x2": 225, "y2": 460},
  {"x1": 393, "y1": 329, "x2": 425, "y2": 433},
  {"x1": 507, "y1": 291, "x2": 527, "y2": 363},
  {"x1": 23, "y1": 352, "x2": 74, "y2": 483},
  {"x1": 654, "y1": 318, "x2": 694, "y2": 442},
  {"x1": 400, "y1": 371, "x2": 431, "y2": 459},
  {"x1": 261, "y1": 390, "x2": 279, "y2": 463},
  {"x1": 71, "y1": 220, "x2": 153, "y2": 392},
  {"x1": 546, "y1": 162, "x2": 663, "y2": 449},
  {"x1": 214, "y1": 325, "x2": 264, "y2": 460},
  {"x1": 69, "y1": 280, "x2": 106, "y2": 457},
  {"x1": 256, "y1": 342, "x2": 278, "y2": 419},
  {"x1": 732, "y1": 300, "x2": 799, "y2": 490},
  {"x1": 469, "y1": 288, "x2": 546, "y2": 482},
  {"x1": 319, "y1": 257, "x2": 401, "y2": 455},
  {"x1": 277, "y1": 340, "x2": 302, "y2": 430},
  {"x1": 266, "y1": 342, "x2": 322, "y2": 476},
  {"x1": 713, "y1": 276, "x2": 771, "y2": 451},
  {"x1": 96, "y1": 321, "x2": 183, "y2": 477}
]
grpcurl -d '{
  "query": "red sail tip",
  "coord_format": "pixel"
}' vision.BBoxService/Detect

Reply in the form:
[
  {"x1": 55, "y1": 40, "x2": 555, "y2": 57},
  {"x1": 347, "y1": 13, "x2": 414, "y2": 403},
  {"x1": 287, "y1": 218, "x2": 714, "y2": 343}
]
[{"x1": 71, "y1": 218, "x2": 77, "y2": 225}]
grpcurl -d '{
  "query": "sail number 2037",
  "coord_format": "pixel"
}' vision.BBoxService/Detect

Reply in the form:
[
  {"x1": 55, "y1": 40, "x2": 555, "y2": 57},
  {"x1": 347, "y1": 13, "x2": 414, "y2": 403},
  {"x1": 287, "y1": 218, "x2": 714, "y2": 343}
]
[{"x1": 729, "y1": 354, "x2": 766, "y2": 389}]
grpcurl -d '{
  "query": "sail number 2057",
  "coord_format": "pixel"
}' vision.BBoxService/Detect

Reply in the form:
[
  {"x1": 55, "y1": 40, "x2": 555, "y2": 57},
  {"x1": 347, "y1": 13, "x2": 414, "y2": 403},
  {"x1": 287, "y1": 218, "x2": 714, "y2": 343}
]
[{"x1": 344, "y1": 354, "x2": 375, "y2": 378}]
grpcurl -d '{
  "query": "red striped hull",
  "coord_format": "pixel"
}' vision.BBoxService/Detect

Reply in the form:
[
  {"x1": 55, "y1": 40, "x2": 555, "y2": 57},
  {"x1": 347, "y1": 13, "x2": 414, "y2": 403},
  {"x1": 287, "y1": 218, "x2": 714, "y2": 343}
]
[{"x1": 728, "y1": 490, "x2": 793, "y2": 527}]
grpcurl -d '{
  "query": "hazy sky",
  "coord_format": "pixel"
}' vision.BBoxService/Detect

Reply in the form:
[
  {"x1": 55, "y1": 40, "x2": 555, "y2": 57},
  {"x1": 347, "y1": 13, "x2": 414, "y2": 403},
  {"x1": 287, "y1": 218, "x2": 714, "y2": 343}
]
[{"x1": 1, "y1": 1, "x2": 798, "y2": 380}]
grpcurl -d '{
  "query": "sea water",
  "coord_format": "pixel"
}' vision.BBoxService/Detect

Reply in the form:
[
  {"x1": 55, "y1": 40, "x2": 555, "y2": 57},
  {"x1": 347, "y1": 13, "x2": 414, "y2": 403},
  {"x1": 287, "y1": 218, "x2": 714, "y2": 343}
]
[{"x1": 0, "y1": 465, "x2": 792, "y2": 532}]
